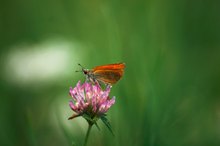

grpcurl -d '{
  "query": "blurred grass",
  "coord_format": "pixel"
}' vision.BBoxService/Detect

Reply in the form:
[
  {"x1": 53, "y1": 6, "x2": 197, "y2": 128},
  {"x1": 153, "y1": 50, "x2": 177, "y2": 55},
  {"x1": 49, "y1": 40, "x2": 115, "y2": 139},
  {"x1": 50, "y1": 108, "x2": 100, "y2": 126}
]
[{"x1": 0, "y1": 0, "x2": 220, "y2": 146}]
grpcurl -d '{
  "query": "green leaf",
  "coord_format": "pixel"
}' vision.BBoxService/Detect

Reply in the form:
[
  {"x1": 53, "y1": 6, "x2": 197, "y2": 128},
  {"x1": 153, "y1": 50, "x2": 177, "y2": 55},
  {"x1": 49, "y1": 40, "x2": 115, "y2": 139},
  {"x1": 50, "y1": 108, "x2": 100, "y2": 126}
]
[
  {"x1": 94, "y1": 121, "x2": 101, "y2": 131},
  {"x1": 100, "y1": 116, "x2": 114, "y2": 136}
]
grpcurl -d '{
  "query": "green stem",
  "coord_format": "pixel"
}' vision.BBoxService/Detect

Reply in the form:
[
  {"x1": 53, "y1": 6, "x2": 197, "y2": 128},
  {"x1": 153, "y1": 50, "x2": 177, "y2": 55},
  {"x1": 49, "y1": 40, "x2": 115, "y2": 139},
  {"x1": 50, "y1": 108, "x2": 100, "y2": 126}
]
[{"x1": 83, "y1": 123, "x2": 93, "y2": 146}]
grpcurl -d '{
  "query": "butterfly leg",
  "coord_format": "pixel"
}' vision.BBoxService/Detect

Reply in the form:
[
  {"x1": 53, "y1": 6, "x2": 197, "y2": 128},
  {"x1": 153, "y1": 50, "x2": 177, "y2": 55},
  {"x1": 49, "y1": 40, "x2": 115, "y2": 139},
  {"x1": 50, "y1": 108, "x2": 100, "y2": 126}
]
[
  {"x1": 94, "y1": 80, "x2": 102, "y2": 89},
  {"x1": 106, "y1": 83, "x2": 112, "y2": 89}
]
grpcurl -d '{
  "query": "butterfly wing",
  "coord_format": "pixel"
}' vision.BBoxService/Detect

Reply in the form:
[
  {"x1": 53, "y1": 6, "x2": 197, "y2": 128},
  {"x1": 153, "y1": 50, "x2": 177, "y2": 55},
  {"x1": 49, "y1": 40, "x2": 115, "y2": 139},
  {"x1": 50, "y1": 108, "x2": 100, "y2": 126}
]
[
  {"x1": 93, "y1": 69, "x2": 124, "y2": 84},
  {"x1": 93, "y1": 63, "x2": 125, "y2": 70}
]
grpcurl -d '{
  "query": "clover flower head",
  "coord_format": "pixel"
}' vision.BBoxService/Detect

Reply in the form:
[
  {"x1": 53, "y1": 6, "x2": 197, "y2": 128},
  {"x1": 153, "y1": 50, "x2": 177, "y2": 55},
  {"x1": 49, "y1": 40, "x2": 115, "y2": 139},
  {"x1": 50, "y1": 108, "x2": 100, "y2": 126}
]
[{"x1": 68, "y1": 81, "x2": 115, "y2": 120}]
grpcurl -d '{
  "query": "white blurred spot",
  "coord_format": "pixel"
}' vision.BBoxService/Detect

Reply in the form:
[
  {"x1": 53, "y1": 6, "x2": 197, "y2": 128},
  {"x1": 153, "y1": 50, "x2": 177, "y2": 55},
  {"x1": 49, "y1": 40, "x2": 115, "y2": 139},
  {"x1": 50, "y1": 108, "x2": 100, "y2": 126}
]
[{"x1": 4, "y1": 39, "x2": 82, "y2": 85}]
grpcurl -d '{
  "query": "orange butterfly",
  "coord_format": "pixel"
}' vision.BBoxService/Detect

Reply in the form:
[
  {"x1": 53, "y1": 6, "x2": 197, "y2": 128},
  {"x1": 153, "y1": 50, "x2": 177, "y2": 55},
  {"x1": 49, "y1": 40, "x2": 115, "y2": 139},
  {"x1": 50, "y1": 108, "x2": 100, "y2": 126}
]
[{"x1": 77, "y1": 63, "x2": 125, "y2": 86}]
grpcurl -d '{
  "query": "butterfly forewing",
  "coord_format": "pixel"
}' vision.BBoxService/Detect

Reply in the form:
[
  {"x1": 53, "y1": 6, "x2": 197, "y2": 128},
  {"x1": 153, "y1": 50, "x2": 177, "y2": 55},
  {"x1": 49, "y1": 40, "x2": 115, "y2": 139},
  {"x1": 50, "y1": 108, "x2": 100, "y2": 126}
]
[{"x1": 93, "y1": 63, "x2": 125, "y2": 70}]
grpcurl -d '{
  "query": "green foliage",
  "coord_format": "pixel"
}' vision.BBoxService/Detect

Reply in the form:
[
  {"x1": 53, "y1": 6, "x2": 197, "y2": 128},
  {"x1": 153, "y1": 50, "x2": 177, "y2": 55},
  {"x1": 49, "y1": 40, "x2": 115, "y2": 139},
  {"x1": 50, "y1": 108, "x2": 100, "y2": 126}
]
[{"x1": 100, "y1": 115, "x2": 114, "y2": 136}]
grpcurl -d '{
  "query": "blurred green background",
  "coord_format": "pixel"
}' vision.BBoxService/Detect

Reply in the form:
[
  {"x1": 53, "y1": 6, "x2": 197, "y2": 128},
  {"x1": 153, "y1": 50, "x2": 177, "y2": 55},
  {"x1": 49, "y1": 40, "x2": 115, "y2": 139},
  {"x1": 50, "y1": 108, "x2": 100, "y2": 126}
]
[{"x1": 1, "y1": 0, "x2": 220, "y2": 146}]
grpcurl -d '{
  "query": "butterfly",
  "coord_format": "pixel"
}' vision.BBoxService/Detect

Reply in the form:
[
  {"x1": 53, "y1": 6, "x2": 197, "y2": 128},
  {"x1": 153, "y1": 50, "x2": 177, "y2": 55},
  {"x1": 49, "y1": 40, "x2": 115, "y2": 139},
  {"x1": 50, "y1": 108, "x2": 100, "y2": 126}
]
[{"x1": 77, "y1": 63, "x2": 125, "y2": 86}]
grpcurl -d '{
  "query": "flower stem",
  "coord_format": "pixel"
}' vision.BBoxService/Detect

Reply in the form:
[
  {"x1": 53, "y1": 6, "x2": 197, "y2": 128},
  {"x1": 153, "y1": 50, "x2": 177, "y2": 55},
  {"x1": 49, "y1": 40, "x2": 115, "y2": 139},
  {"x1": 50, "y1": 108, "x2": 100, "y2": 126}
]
[{"x1": 83, "y1": 123, "x2": 93, "y2": 146}]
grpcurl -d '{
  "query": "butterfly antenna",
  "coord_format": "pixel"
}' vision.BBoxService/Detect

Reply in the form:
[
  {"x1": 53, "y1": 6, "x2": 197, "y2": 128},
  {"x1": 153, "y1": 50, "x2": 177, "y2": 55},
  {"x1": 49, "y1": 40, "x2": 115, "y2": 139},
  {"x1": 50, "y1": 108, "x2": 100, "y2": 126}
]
[
  {"x1": 75, "y1": 63, "x2": 84, "y2": 72},
  {"x1": 78, "y1": 63, "x2": 85, "y2": 69}
]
